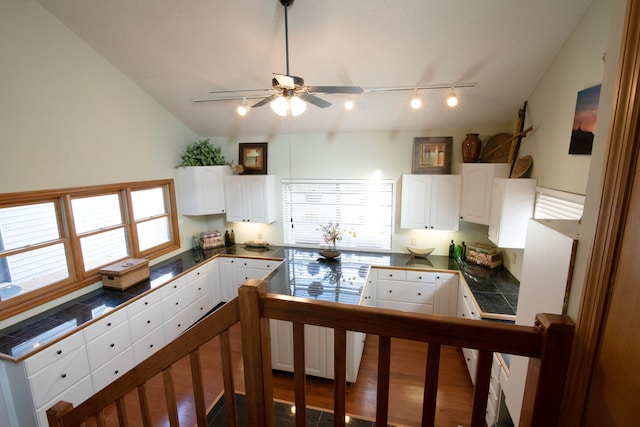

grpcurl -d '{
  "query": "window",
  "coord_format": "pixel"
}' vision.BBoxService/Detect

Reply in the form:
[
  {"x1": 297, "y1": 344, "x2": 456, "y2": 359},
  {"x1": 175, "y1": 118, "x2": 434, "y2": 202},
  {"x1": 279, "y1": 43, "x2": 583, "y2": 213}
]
[
  {"x1": 282, "y1": 179, "x2": 393, "y2": 251},
  {"x1": 533, "y1": 187, "x2": 585, "y2": 220},
  {"x1": 0, "y1": 180, "x2": 179, "y2": 319}
]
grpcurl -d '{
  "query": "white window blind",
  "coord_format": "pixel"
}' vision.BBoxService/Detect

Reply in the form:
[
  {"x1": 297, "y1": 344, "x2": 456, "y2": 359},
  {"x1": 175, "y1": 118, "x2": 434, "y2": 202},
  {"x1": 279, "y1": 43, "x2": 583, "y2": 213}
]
[
  {"x1": 534, "y1": 187, "x2": 585, "y2": 220},
  {"x1": 282, "y1": 179, "x2": 393, "y2": 251}
]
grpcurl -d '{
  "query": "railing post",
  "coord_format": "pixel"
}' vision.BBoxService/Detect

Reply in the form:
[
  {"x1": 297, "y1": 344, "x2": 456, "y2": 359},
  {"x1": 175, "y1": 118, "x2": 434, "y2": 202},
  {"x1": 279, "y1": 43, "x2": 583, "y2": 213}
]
[
  {"x1": 46, "y1": 400, "x2": 74, "y2": 427},
  {"x1": 519, "y1": 313, "x2": 575, "y2": 427},
  {"x1": 238, "y1": 279, "x2": 274, "y2": 427}
]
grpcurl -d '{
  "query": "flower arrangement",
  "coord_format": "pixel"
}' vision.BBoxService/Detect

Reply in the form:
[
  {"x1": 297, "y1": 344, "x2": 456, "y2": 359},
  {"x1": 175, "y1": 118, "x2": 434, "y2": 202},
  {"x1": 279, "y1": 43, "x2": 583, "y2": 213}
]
[{"x1": 318, "y1": 221, "x2": 343, "y2": 249}]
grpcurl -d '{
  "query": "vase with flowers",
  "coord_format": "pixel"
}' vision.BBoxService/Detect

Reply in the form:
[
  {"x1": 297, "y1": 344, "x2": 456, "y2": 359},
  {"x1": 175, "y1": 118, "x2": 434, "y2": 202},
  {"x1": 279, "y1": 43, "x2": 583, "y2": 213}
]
[{"x1": 318, "y1": 221, "x2": 343, "y2": 259}]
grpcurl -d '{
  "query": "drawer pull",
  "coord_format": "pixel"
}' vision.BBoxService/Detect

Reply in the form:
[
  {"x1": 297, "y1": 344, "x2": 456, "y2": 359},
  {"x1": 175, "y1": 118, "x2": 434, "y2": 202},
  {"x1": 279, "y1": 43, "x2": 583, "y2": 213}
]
[
  {"x1": 144, "y1": 301, "x2": 149, "y2": 306},
  {"x1": 56, "y1": 350, "x2": 62, "y2": 355},
  {"x1": 198, "y1": 287, "x2": 202, "y2": 291},
  {"x1": 114, "y1": 370, "x2": 119, "y2": 375},
  {"x1": 418, "y1": 276, "x2": 422, "y2": 280},
  {"x1": 149, "y1": 344, "x2": 154, "y2": 348},
  {"x1": 173, "y1": 285, "x2": 177, "y2": 289},
  {"x1": 61, "y1": 373, "x2": 67, "y2": 379},
  {"x1": 147, "y1": 320, "x2": 151, "y2": 324},
  {"x1": 418, "y1": 292, "x2": 422, "y2": 296},
  {"x1": 388, "y1": 290, "x2": 392, "y2": 293},
  {"x1": 110, "y1": 343, "x2": 115, "y2": 348},
  {"x1": 107, "y1": 322, "x2": 112, "y2": 327},
  {"x1": 175, "y1": 302, "x2": 179, "y2": 305},
  {"x1": 177, "y1": 323, "x2": 182, "y2": 328}
]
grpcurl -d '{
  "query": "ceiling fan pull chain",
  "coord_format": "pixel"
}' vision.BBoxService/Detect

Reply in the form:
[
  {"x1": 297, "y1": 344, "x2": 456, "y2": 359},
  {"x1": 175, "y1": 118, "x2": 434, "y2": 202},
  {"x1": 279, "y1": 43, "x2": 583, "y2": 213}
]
[{"x1": 284, "y1": 0, "x2": 290, "y2": 76}]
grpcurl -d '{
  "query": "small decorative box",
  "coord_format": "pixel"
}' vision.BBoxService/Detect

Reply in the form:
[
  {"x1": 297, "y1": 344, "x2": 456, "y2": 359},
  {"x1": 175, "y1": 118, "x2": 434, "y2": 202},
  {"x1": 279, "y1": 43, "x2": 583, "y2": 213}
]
[{"x1": 100, "y1": 258, "x2": 150, "y2": 290}]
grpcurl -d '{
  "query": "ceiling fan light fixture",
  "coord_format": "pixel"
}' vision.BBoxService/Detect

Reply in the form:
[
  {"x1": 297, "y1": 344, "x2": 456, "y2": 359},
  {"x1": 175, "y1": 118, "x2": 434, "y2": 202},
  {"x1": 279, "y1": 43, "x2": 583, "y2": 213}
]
[
  {"x1": 271, "y1": 96, "x2": 290, "y2": 116},
  {"x1": 446, "y1": 89, "x2": 458, "y2": 107},
  {"x1": 289, "y1": 95, "x2": 307, "y2": 116}
]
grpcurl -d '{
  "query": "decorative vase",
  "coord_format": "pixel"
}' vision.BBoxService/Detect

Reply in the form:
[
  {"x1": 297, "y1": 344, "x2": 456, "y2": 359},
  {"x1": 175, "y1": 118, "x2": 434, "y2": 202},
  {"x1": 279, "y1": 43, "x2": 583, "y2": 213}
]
[{"x1": 461, "y1": 133, "x2": 482, "y2": 163}]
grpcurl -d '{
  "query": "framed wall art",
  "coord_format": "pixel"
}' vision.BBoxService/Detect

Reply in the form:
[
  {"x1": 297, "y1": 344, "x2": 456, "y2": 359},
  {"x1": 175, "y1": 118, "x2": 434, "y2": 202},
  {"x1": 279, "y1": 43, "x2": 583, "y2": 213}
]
[
  {"x1": 568, "y1": 84, "x2": 601, "y2": 155},
  {"x1": 239, "y1": 142, "x2": 268, "y2": 174},
  {"x1": 411, "y1": 136, "x2": 452, "y2": 174}
]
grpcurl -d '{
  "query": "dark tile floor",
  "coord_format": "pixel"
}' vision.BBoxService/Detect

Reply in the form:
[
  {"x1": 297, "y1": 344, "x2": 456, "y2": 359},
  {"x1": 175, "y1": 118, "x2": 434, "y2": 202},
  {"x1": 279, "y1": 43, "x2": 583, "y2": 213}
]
[{"x1": 208, "y1": 393, "x2": 391, "y2": 426}]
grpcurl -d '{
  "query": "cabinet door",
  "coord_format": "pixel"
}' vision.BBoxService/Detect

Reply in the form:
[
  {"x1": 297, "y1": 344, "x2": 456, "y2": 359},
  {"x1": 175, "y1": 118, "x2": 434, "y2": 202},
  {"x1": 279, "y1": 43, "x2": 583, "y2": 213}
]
[
  {"x1": 400, "y1": 175, "x2": 431, "y2": 229},
  {"x1": 488, "y1": 178, "x2": 536, "y2": 248},
  {"x1": 429, "y1": 175, "x2": 461, "y2": 231},
  {"x1": 435, "y1": 273, "x2": 459, "y2": 316},
  {"x1": 223, "y1": 176, "x2": 246, "y2": 222},
  {"x1": 460, "y1": 163, "x2": 510, "y2": 225},
  {"x1": 177, "y1": 166, "x2": 230, "y2": 215},
  {"x1": 219, "y1": 258, "x2": 238, "y2": 301},
  {"x1": 208, "y1": 258, "x2": 222, "y2": 306},
  {"x1": 244, "y1": 176, "x2": 276, "y2": 223}
]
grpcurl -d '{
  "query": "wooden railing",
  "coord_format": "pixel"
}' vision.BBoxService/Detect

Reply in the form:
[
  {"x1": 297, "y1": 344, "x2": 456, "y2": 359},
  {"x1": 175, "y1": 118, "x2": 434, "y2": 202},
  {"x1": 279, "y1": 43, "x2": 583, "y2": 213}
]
[{"x1": 47, "y1": 279, "x2": 574, "y2": 427}]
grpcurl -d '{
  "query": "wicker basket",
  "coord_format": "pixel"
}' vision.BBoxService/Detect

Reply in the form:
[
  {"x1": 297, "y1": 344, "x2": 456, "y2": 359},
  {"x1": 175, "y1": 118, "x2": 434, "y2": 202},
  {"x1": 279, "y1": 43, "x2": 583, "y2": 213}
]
[{"x1": 100, "y1": 258, "x2": 150, "y2": 290}]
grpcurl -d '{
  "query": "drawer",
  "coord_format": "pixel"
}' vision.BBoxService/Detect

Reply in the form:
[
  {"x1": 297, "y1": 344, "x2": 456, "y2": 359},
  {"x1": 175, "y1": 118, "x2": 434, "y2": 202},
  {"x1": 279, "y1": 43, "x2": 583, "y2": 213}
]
[
  {"x1": 83, "y1": 308, "x2": 128, "y2": 343},
  {"x1": 405, "y1": 270, "x2": 436, "y2": 283},
  {"x1": 189, "y1": 292, "x2": 214, "y2": 325},
  {"x1": 162, "y1": 285, "x2": 191, "y2": 320},
  {"x1": 375, "y1": 268, "x2": 406, "y2": 281},
  {"x1": 25, "y1": 332, "x2": 85, "y2": 376},
  {"x1": 377, "y1": 300, "x2": 434, "y2": 314},
  {"x1": 236, "y1": 258, "x2": 258, "y2": 269},
  {"x1": 185, "y1": 264, "x2": 207, "y2": 283},
  {"x1": 129, "y1": 301, "x2": 164, "y2": 342},
  {"x1": 85, "y1": 321, "x2": 132, "y2": 370},
  {"x1": 164, "y1": 308, "x2": 191, "y2": 343},
  {"x1": 160, "y1": 275, "x2": 187, "y2": 298},
  {"x1": 36, "y1": 375, "x2": 93, "y2": 427},
  {"x1": 187, "y1": 272, "x2": 210, "y2": 303},
  {"x1": 257, "y1": 259, "x2": 282, "y2": 270},
  {"x1": 126, "y1": 290, "x2": 162, "y2": 317},
  {"x1": 132, "y1": 325, "x2": 165, "y2": 364},
  {"x1": 28, "y1": 346, "x2": 90, "y2": 409},
  {"x1": 91, "y1": 348, "x2": 134, "y2": 392},
  {"x1": 236, "y1": 267, "x2": 267, "y2": 283},
  {"x1": 377, "y1": 281, "x2": 435, "y2": 304}
]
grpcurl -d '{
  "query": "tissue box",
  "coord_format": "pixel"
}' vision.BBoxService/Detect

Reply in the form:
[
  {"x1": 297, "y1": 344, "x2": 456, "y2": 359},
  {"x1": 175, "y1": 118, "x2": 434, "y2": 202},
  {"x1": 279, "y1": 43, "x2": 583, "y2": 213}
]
[
  {"x1": 199, "y1": 231, "x2": 224, "y2": 249},
  {"x1": 100, "y1": 258, "x2": 150, "y2": 290}
]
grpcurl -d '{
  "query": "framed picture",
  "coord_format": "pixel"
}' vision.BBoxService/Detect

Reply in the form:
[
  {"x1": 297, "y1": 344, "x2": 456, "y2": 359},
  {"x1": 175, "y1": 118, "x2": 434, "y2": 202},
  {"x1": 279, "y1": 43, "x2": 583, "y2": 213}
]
[
  {"x1": 568, "y1": 84, "x2": 601, "y2": 155},
  {"x1": 412, "y1": 136, "x2": 452, "y2": 174},
  {"x1": 239, "y1": 142, "x2": 268, "y2": 174}
]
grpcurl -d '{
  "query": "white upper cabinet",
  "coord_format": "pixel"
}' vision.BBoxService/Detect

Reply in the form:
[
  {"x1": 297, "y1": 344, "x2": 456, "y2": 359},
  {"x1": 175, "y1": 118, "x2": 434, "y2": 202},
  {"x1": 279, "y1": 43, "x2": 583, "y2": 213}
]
[
  {"x1": 459, "y1": 163, "x2": 511, "y2": 225},
  {"x1": 488, "y1": 178, "x2": 537, "y2": 248},
  {"x1": 224, "y1": 175, "x2": 277, "y2": 223},
  {"x1": 177, "y1": 166, "x2": 232, "y2": 215},
  {"x1": 400, "y1": 174, "x2": 461, "y2": 230}
]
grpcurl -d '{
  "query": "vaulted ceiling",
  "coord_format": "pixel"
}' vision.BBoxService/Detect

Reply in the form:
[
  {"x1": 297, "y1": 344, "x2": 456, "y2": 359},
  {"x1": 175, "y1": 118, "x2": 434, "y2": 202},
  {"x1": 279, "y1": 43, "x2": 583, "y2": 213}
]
[{"x1": 36, "y1": 0, "x2": 593, "y2": 137}]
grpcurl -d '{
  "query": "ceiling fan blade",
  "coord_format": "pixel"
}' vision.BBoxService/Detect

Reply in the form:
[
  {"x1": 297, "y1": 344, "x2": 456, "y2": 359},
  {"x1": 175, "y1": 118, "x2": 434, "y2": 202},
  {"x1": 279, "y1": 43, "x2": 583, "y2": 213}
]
[
  {"x1": 273, "y1": 73, "x2": 296, "y2": 89},
  {"x1": 252, "y1": 94, "x2": 280, "y2": 108},
  {"x1": 306, "y1": 86, "x2": 364, "y2": 94},
  {"x1": 299, "y1": 93, "x2": 332, "y2": 108}
]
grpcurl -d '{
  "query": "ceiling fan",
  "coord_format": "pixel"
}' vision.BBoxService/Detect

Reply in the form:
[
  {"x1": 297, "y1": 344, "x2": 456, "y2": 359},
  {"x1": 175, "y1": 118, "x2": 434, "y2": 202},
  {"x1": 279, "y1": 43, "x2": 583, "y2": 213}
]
[{"x1": 193, "y1": 0, "x2": 363, "y2": 116}]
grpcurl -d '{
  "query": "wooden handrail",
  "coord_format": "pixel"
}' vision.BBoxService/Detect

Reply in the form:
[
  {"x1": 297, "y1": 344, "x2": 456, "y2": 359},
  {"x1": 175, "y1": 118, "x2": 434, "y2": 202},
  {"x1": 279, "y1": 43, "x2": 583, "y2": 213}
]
[{"x1": 47, "y1": 279, "x2": 574, "y2": 427}]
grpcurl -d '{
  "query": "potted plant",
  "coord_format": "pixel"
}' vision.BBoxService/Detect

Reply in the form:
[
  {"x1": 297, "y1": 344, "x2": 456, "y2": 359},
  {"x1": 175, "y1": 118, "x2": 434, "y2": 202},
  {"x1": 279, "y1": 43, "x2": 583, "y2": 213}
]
[
  {"x1": 177, "y1": 138, "x2": 232, "y2": 167},
  {"x1": 176, "y1": 139, "x2": 233, "y2": 215}
]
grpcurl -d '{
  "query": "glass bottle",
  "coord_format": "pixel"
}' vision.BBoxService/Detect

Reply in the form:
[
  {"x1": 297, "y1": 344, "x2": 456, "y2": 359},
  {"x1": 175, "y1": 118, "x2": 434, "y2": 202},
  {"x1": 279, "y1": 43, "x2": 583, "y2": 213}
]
[
  {"x1": 448, "y1": 240, "x2": 455, "y2": 258},
  {"x1": 230, "y1": 229, "x2": 236, "y2": 246},
  {"x1": 224, "y1": 230, "x2": 231, "y2": 247}
]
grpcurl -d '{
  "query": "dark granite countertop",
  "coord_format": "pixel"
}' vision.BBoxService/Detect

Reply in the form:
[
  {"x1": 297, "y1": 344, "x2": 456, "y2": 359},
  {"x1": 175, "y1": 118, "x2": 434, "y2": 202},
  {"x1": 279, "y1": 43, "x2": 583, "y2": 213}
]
[{"x1": 0, "y1": 245, "x2": 518, "y2": 360}]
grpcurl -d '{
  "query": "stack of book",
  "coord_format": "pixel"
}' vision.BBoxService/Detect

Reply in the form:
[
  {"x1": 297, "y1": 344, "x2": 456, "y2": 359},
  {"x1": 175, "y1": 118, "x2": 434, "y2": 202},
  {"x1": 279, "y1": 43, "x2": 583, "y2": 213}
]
[{"x1": 466, "y1": 242, "x2": 503, "y2": 268}]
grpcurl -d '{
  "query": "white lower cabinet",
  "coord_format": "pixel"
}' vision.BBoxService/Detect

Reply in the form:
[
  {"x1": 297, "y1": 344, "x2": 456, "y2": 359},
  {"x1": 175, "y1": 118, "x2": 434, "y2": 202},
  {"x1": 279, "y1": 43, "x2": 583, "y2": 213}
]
[
  {"x1": 269, "y1": 320, "x2": 364, "y2": 383},
  {"x1": 376, "y1": 268, "x2": 436, "y2": 314},
  {"x1": 457, "y1": 281, "x2": 481, "y2": 384},
  {"x1": 219, "y1": 257, "x2": 283, "y2": 301}
]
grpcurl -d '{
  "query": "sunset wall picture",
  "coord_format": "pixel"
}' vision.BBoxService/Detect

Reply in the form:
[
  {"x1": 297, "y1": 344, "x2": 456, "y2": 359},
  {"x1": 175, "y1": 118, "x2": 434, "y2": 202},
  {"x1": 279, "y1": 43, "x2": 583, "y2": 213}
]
[{"x1": 568, "y1": 84, "x2": 601, "y2": 155}]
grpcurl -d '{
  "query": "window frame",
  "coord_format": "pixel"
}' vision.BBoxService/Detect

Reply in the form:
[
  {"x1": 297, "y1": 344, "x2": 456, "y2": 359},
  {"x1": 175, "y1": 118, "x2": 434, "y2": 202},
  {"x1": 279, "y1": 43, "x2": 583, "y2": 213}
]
[{"x1": 0, "y1": 179, "x2": 180, "y2": 320}]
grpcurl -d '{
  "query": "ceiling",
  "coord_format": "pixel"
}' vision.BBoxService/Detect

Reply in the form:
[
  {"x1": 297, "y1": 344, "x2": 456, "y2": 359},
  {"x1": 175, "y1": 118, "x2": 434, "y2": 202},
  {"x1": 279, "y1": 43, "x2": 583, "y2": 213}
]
[{"x1": 36, "y1": 0, "x2": 593, "y2": 137}]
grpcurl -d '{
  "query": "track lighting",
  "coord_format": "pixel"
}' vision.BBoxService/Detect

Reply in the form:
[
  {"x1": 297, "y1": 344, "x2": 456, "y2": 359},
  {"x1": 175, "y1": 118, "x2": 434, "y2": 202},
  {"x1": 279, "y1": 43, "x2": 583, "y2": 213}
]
[
  {"x1": 344, "y1": 99, "x2": 355, "y2": 111},
  {"x1": 446, "y1": 88, "x2": 458, "y2": 107},
  {"x1": 236, "y1": 98, "x2": 251, "y2": 116},
  {"x1": 410, "y1": 95, "x2": 422, "y2": 109}
]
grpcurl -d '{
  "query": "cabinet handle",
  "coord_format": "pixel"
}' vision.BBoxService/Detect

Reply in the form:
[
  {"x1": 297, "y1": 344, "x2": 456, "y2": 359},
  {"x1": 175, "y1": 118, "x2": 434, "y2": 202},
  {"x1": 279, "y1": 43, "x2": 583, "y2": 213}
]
[
  {"x1": 107, "y1": 322, "x2": 112, "y2": 327},
  {"x1": 175, "y1": 302, "x2": 179, "y2": 305},
  {"x1": 114, "y1": 370, "x2": 119, "y2": 375},
  {"x1": 147, "y1": 320, "x2": 151, "y2": 324},
  {"x1": 144, "y1": 301, "x2": 149, "y2": 306},
  {"x1": 388, "y1": 290, "x2": 392, "y2": 293},
  {"x1": 149, "y1": 344, "x2": 154, "y2": 348},
  {"x1": 418, "y1": 293, "x2": 422, "y2": 296},
  {"x1": 198, "y1": 287, "x2": 202, "y2": 291},
  {"x1": 173, "y1": 285, "x2": 177, "y2": 289},
  {"x1": 110, "y1": 343, "x2": 115, "y2": 348},
  {"x1": 177, "y1": 323, "x2": 182, "y2": 328},
  {"x1": 56, "y1": 350, "x2": 62, "y2": 355},
  {"x1": 61, "y1": 373, "x2": 67, "y2": 378}
]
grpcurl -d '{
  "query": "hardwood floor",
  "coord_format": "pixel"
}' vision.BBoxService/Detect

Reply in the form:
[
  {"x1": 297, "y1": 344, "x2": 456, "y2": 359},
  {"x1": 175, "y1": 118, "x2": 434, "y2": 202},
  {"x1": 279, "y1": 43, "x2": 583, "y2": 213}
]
[{"x1": 95, "y1": 323, "x2": 474, "y2": 426}]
